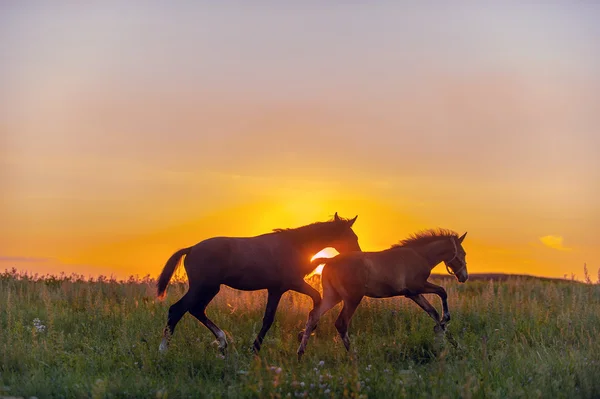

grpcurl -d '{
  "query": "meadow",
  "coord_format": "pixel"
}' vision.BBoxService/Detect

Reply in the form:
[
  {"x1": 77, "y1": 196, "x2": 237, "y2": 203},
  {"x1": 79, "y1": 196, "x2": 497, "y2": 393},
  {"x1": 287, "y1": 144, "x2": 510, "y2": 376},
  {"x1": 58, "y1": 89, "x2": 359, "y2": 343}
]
[{"x1": 1, "y1": 268, "x2": 599, "y2": 399}]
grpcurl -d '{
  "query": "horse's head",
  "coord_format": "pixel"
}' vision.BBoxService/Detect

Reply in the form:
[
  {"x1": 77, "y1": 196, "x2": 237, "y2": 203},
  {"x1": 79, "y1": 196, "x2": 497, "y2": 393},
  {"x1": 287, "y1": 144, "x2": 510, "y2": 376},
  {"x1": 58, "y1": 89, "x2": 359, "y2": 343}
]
[
  {"x1": 327, "y1": 212, "x2": 361, "y2": 254},
  {"x1": 445, "y1": 232, "x2": 468, "y2": 283}
]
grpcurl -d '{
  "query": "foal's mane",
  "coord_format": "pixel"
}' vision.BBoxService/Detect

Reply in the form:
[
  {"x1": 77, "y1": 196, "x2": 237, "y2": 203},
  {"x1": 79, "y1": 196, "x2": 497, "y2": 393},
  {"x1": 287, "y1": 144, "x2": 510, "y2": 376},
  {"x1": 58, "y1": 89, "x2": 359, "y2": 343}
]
[{"x1": 392, "y1": 228, "x2": 458, "y2": 248}]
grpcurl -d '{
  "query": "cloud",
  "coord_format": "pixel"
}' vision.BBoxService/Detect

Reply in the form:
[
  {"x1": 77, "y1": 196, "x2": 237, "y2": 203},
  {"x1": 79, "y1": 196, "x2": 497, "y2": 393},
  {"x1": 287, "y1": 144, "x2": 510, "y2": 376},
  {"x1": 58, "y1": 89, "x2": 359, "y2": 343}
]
[
  {"x1": 0, "y1": 256, "x2": 53, "y2": 263},
  {"x1": 539, "y1": 235, "x2": 571, "y2": 251}
]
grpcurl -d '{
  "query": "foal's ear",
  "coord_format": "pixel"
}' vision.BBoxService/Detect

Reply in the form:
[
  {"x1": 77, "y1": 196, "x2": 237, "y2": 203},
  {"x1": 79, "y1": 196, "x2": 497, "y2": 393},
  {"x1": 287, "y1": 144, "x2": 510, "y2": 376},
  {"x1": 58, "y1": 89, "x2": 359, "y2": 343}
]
[
  {"x1": 334, "y1": 212, "x2": 340, "y2": 221},
  {"x1": 348, "y1": 215, "x2": 358, "y2": 227},
  {"x1": 458, "y1": 232, "x2": 467, "y2": 243}
]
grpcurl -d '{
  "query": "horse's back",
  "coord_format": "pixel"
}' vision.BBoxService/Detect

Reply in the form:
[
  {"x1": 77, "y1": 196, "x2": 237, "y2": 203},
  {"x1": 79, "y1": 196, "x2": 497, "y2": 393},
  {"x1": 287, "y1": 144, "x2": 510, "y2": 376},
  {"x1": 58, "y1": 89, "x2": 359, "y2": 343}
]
[{"x1": 183, "y1": 234, "x2": 296, "y2": 290}]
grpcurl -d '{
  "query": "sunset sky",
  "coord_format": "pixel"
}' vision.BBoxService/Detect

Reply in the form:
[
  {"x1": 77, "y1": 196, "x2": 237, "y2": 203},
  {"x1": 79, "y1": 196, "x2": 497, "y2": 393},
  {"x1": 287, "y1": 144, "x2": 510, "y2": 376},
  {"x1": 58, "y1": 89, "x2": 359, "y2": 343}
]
[{"x1": 1, "y1": 3, "x2": 599, "y2": 280}]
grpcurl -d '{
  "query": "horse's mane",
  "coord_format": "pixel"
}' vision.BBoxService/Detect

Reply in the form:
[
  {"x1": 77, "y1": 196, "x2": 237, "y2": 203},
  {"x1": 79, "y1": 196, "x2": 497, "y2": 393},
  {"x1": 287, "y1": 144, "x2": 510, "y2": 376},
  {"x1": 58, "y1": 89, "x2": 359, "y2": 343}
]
[
  {"x1": 273, "y1": 217, "x2": 351, "y2": 240},
  {"x1": 391, "y1": 228, "x2": 458, "y2": 248},
  {"x1": 273, "y1": 215, "x2": 352, "y2": 235}
]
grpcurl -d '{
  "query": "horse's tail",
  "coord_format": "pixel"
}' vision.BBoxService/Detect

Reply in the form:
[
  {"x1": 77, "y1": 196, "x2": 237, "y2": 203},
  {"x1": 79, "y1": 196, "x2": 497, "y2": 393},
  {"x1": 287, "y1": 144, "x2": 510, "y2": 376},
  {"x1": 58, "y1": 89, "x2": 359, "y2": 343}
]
[{"x1": 157, "y1": 247, "x2": 192, "y2": 299}]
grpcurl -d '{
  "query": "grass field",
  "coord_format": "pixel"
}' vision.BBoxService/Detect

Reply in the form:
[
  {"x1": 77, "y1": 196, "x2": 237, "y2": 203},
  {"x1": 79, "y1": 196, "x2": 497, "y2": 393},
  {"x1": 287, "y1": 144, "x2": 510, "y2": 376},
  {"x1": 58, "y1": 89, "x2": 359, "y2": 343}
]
[{"x1": 1, "y1": 268, "x2": 600, "y2": 399}]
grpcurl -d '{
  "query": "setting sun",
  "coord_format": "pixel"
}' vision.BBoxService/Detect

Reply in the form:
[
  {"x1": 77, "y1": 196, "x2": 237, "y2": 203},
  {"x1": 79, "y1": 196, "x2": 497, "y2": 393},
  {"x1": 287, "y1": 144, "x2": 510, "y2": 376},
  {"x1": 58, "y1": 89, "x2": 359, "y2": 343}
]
[{"x1": 309, "y1": 247, "x2": 340, "y2": 276}]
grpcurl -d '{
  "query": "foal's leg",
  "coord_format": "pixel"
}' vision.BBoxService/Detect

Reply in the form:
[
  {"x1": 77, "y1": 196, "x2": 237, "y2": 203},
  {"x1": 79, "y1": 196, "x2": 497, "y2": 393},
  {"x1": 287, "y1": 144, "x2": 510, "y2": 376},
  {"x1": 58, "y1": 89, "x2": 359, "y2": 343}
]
[
  {"x1": 159, "y1": 292, "x2": 191, "y2": 352},
  {"x1": 407, "y1": 294, "x2": 443, "y2": 331},
  {"x1": 252, "y1": 289, "x2": 284, "y2": 353},
  {"x1": 408, "y1": 294, "x2": 458, "y2": 348},
  {"x1": 421, "y1": 282, "x2": 451, "y2": 327},
  {"x1": 297, "y1": 285, "x2": 341, "y2": 360},
  {"x1": 188, "y1": 286, "x2": 229, "y2": 355},
  {"x1": 291, "y1": 281, "x2": 323, "y2": 342},
  {"x1": 334, "y1": 298, "x2": 362, "y2": 352}
]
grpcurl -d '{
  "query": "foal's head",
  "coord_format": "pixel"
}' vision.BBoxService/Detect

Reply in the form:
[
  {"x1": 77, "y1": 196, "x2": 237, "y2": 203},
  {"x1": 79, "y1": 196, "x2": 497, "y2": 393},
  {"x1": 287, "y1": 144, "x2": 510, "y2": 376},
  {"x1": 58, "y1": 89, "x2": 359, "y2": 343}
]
[{"x1": 445, "y1": 232, "x2": 468, "y2": 283}]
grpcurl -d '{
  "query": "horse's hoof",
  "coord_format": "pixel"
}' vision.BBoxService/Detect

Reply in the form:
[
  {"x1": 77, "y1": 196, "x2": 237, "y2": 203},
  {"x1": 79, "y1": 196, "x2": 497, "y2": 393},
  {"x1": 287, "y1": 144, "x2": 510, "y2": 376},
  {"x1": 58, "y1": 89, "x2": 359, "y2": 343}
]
[{"x1": 158, "y1": 338, "x2": 169, "y2": 353}]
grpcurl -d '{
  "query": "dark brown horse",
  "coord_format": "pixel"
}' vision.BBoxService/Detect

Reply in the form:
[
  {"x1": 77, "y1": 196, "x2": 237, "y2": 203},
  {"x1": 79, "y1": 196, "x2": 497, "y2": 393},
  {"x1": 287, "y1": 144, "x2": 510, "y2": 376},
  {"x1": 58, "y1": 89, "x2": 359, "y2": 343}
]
[
  {"x1": 157, "y1": 213, "x2": 361, "y2": 354},
  {"x1": 297, "y1": 229, "x2": 468, "y2": 360}
]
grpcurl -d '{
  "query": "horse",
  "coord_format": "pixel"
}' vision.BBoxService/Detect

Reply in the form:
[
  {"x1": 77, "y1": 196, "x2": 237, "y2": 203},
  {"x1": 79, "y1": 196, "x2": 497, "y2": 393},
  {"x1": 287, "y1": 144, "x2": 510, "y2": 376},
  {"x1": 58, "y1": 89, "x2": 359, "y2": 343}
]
[
  {"x1": 156, "y1": 212, "x2": 361, "y2": 355},
  {"x1": 297, "y1": 228, "x2": 468, "y2": 360}
]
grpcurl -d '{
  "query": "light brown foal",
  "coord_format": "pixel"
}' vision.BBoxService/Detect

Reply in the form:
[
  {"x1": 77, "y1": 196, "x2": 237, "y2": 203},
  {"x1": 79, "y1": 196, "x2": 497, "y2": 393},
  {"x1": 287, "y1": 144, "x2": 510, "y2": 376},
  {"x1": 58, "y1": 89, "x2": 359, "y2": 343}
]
[{"x1": 297, "y1": 229, "x2": 468, "y2": 360}]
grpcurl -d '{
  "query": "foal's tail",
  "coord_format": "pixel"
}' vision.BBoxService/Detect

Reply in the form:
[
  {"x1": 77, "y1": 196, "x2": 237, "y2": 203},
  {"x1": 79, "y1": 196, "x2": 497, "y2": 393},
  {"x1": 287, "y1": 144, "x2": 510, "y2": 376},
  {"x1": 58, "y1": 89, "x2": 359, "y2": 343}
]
[
  {"x1": 311, "y1": 257, "x2": 333, "y2": 266},
  {"x1": 157, "y1": 247, "x2": 192, "y2": 299}
]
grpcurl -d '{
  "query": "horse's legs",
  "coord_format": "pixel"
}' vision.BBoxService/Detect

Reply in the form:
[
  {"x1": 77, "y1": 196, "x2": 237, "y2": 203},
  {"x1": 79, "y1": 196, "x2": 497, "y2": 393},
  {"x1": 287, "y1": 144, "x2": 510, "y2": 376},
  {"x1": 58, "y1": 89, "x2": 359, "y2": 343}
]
[
  {"x1": 334, "y1": 298, "x2": 362, "y2": 352},
  {"x1": 297, "y1": 285, "x2": 341, "y2": 360},
  {"x1": 291, "y1": 281, "x2": 322, "y2": 342},
  {"x1": 159, "y1": 292, "x2": 192, "y2": 352},
  {"x1": 421, "y1": 282, "x2": 451, "y2": 327},
  {"x1": 188, "y1": 286, "x2": 228, "y2": 355},
  {"x1": 408, "y1": 294, "x2": 458, "y2": 348},
  {"x1": 297, "y1": 279, "x2": 341, "y2": 342},
  {"x1": 252, "y1": 289, "x2": 284, "y2": 353}
]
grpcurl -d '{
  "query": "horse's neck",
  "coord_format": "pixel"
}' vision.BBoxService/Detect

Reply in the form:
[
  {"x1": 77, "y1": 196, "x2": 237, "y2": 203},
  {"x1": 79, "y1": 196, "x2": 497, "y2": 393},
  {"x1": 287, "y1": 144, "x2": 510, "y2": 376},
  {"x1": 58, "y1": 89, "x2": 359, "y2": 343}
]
[
  {"x1": 279, "y1": 231, "x2": 328, "y2": 259},
  {"x1": 298, "y1": 239, "x2": 329, "y2": 258},
  {"x1": 420, "y1": 239, "x2": 454, "y2": 270}
]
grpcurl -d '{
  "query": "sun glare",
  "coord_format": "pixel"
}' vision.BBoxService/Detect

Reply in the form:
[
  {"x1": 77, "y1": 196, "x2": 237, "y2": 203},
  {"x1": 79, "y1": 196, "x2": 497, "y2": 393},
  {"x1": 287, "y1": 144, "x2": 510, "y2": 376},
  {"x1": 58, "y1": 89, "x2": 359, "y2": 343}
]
[{"x1": 309, "y1": 247, "x2": 339, "y2": 275}]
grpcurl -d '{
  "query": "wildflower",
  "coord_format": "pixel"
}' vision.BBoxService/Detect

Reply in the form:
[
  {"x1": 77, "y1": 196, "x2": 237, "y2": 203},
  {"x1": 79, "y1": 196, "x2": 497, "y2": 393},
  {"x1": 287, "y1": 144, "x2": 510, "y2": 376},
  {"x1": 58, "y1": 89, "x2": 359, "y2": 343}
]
[
  {"x1": 300, "y1": 382, "x2": 305, "y2": 387},
  {"x1": 384, "y1": 369, "x2": 390, "y2": 373},
  {"x1": 269, "y1": 366, "x2": 282, "y2": 374},
  {"x1": 32, "y1": 318, "x2": 46, "y2": 333},
  {"x1": 318, "y1": 360, "x2": 325, "y2": 367},
  {"x1": 324, "y1": 389, "x2": 331, "y2": 394},
  {"x1": 365, "y1": 364, "x2": 372, "y2": 371}
]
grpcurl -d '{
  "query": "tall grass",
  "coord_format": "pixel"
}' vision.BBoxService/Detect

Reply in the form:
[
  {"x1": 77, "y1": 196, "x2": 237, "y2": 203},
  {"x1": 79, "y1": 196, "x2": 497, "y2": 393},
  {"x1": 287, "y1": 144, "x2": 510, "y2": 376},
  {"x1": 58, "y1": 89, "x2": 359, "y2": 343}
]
[{"x1": 1, "y1": 268, "x2": 599, "y2": 398}]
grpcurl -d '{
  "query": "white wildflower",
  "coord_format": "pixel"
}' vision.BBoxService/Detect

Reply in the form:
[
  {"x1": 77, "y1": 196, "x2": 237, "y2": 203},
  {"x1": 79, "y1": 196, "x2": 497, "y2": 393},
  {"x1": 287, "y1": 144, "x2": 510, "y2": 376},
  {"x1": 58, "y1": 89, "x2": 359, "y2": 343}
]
[{"x1": 32, "y1": 318, "x2": 46, "y2": 333}]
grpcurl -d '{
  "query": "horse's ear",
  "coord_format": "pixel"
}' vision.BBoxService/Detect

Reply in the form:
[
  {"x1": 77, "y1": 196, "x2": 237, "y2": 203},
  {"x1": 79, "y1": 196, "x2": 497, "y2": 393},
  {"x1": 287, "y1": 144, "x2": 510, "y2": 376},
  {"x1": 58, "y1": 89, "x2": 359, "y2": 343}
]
[
  {"x1": 458, "y1": 232, "x2": 467, "y2": 244},
  {"x1": 334, "y1": 212, "x2": 341, "y2": 222},
  {"x1": 348, "y1": 215, "x2": 358, "y2": 227}
]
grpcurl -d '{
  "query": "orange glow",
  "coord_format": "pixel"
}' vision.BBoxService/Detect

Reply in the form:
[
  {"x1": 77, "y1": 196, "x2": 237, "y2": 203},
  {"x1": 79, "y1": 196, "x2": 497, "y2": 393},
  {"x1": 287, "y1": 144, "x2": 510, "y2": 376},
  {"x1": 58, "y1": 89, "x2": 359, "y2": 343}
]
[{"x1": 309, "y1": 247, "x2": 339, "y2": 276}]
